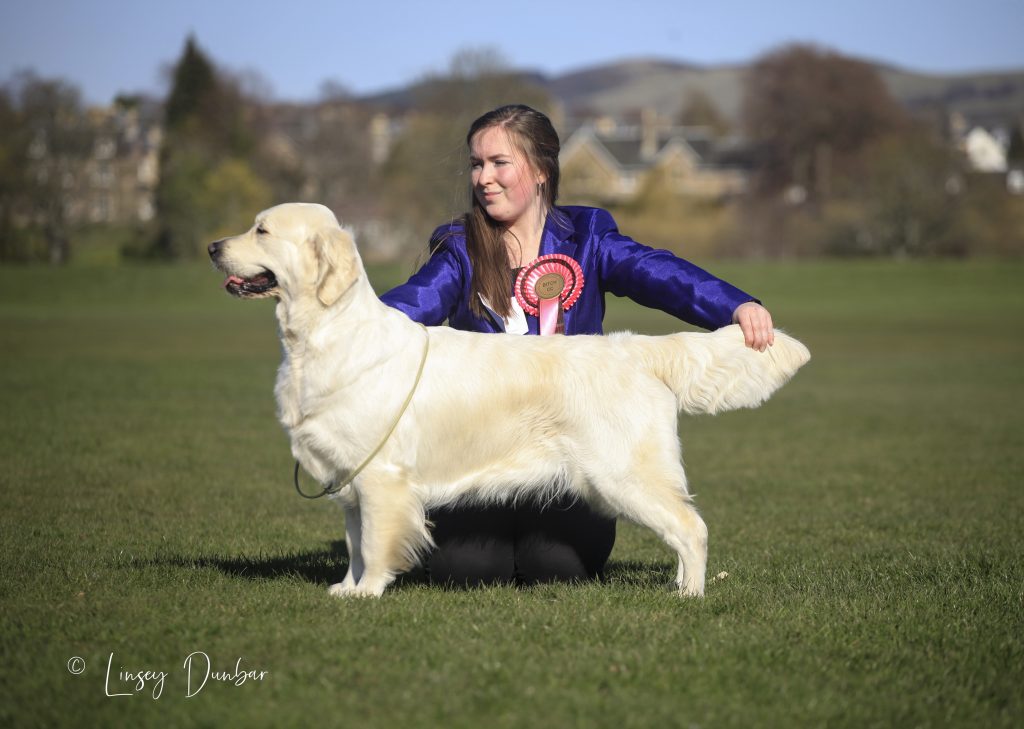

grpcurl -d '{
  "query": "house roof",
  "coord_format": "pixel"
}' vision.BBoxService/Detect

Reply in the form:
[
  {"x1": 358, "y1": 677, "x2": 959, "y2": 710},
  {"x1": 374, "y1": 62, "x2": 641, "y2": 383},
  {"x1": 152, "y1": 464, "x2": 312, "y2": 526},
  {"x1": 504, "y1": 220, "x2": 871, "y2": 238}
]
[{"x1": 563, "y1": 125, "x2": 756, "y2": 171}]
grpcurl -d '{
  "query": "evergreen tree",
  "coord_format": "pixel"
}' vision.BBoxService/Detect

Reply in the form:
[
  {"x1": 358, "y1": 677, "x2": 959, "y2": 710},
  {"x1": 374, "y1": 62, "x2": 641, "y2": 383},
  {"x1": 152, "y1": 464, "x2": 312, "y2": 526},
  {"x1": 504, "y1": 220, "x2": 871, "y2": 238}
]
[
  {"x1": 150, "y1": 36, "x2": 266, "y2": 259},
  {"x1": 164, "y1": 37, "x2": 217, "y2": 131}
]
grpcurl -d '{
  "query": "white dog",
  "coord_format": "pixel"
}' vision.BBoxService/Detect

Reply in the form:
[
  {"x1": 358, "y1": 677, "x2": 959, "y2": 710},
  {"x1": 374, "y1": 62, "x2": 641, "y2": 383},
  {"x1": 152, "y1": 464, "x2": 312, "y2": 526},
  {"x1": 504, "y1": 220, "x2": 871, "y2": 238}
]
[{"x1": 208, "y1": 203, "x2": 810, "y2": 598}]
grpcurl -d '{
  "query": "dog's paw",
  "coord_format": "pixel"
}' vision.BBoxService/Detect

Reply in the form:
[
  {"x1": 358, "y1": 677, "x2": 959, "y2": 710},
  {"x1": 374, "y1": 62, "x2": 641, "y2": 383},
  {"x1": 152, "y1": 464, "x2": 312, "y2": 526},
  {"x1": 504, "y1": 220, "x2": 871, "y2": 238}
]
[
  {"x1": 327, "y1": 582, "x2": 386, "y2": 599},
  {"x1": 327, "y1": 582, "x2": 357, "y2": 598},
  {"x1": 677, "y1": 578, "x2": 705, "y2": 598}
]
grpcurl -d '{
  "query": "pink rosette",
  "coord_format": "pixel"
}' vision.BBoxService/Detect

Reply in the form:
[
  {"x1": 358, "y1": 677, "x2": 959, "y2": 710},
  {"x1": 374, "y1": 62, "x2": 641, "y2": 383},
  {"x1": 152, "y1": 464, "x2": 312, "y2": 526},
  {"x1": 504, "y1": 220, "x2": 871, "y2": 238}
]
[{"x1": 514, "y1": 254, "x2": 585, "y2": 335}]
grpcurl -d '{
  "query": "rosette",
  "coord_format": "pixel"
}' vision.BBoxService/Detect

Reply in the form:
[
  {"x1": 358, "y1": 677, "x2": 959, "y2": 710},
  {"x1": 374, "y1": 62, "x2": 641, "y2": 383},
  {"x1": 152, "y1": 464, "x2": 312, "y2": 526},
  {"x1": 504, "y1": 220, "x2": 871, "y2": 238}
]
[{"x1": 514, "y1": 254, "x2": 585, "y2": 335}]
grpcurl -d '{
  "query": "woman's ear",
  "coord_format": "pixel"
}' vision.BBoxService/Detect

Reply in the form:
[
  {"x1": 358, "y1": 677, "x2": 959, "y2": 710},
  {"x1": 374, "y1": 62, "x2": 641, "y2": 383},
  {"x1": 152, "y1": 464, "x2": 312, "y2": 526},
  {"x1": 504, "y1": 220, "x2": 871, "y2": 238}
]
[{"x1": 314, "y1": 226, "x2": 359, "y2": 307}]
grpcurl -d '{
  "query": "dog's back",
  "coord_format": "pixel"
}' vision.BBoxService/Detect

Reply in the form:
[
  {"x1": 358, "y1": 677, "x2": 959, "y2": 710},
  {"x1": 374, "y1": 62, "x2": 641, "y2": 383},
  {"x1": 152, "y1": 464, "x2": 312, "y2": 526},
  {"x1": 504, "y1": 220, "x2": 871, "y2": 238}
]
[{"x1": 406, "y1": 324, "x2": 809, "y2": 501}]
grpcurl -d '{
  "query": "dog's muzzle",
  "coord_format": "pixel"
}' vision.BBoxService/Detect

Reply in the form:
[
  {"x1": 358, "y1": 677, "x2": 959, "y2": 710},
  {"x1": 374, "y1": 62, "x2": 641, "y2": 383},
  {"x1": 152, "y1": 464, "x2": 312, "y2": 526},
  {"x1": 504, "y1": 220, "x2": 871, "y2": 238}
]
[{"x1": 208, "y1": 239, "x2": 279, "y2": 298}]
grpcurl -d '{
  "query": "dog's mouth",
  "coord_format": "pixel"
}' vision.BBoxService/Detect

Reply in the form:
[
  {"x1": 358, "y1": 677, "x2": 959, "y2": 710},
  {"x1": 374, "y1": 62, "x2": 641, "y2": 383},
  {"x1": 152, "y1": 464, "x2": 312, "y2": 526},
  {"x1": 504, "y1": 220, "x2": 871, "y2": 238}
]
[{"x1": 224, "y1": 269, "x2": 278, "y2": 298}]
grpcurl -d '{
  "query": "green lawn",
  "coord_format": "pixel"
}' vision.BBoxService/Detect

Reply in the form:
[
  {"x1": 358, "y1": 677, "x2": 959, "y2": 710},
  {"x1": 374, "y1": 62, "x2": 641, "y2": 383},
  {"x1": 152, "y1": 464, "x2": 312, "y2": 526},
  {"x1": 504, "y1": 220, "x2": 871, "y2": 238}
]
[{"x1": 1, "y1": 259, "x2": 1022, "y2": 727}]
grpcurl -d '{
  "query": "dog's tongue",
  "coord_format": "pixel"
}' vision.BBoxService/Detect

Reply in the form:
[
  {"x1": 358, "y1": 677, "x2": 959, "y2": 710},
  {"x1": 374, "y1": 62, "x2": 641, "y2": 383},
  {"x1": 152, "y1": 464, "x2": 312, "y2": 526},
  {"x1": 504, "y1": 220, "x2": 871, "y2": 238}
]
[{"x1": 225, "y1": 275, "x2": 245, "y2": 289}]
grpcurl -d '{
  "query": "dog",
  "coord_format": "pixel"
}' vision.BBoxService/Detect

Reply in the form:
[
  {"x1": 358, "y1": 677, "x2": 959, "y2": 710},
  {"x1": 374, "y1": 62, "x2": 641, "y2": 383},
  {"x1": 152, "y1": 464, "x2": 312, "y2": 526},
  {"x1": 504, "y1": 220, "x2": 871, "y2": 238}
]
[{"x1": 208, "y1": 203, "x2": 810, "y2": 598}]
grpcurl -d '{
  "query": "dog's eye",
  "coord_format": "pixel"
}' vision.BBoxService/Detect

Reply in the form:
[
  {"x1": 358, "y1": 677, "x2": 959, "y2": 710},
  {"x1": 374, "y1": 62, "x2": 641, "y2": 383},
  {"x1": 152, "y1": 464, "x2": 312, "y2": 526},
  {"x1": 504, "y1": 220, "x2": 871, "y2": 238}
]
[{"x1": 256, "y1": 226, "x2": 268, "y2": 235}]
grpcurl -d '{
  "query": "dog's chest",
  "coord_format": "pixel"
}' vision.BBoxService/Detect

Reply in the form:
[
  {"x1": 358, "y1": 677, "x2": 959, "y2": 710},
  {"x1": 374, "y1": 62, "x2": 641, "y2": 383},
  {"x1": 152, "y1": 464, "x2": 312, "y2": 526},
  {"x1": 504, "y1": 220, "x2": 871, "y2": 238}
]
[
  {"x1": 274, "y1": 355, "x2": 350, "y2": 424},
  {"x1": 273, "y1": 355, "x2": 363, "y2": 483},
  {"x1": 274, "y1": 359, "x2": 304, "y2": 430},
  {"x1": 275, "y1": 375, "x2": 333, "y2": 484}
]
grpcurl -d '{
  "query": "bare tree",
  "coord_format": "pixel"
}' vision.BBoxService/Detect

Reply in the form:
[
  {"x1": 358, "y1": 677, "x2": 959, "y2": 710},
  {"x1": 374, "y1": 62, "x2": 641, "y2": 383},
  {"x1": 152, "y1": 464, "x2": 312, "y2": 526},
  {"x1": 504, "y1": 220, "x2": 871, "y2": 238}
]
[
  {"x1": 742, "y1": 44, "x2": 909, "y2": 202},
  {"x1": 0, "y1": 72, "x2": 94, "y2": 263}
]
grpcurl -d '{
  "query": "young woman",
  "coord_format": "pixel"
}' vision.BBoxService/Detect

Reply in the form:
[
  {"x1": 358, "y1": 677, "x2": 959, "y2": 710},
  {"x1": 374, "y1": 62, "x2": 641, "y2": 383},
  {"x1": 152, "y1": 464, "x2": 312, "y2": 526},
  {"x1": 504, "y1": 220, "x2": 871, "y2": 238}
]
[{"x1": 380, "y1": 104, "x2": 774, "y2": 587}]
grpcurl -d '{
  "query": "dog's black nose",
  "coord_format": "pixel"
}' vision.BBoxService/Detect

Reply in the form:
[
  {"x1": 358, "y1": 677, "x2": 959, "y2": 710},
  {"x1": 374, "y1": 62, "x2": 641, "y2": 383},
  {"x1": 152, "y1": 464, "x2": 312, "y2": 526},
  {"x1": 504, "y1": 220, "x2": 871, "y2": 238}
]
[{"x1": 208, "y1": 239, "x2": 224, "y2": 260}]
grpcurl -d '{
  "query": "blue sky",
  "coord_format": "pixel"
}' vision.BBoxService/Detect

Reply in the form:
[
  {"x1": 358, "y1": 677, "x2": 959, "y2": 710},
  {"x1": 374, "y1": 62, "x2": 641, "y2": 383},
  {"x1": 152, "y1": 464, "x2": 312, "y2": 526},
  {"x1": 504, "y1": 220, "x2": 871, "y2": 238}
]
[{"x1": 2, "y1": 0, "x2": 1022, "y2": 105}]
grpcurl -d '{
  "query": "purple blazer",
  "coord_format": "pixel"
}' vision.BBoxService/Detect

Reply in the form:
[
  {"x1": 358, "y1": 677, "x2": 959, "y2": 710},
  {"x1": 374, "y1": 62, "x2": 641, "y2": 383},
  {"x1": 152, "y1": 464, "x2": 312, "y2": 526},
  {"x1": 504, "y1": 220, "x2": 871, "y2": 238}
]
[{"x1": 380, "y1": 206, "x2": 756, "y2": 335}]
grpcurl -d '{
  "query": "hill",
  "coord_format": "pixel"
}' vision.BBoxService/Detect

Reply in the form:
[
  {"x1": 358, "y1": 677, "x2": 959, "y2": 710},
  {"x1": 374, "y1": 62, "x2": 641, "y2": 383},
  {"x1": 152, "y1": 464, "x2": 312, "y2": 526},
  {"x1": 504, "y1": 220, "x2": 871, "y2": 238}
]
[{"x1": 363, "y1": 56, "x2": 1024, "y2": 128}]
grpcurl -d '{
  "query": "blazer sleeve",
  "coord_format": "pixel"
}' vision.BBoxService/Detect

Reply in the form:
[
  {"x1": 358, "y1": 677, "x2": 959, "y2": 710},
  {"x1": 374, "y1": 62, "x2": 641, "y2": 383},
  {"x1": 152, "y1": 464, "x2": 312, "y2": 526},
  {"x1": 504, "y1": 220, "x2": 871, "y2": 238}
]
[
  {"x1": 592, "y1": 209, "x2": 757, "y2": 331},
  {"x1": 379, "y1": 240, "x2": 464, "y2": 326}
]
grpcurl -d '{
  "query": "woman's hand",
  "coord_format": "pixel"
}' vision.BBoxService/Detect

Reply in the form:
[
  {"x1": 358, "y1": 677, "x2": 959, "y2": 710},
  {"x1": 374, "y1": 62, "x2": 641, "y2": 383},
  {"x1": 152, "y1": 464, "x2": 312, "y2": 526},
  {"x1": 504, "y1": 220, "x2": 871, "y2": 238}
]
[{"x1": 732, "y1": 302, "x2": 774, "y2": 352}]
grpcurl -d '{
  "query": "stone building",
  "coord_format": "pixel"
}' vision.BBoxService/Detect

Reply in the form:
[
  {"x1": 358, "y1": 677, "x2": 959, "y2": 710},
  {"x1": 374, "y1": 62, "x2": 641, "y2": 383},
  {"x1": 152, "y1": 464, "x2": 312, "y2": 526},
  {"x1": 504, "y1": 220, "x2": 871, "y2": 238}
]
[
  {"x1": 559, "y1": 111, "x2": 753, "y2": 205},
  {"x1": 27, "y1": 99, "x2": 164, "y2": 226}
]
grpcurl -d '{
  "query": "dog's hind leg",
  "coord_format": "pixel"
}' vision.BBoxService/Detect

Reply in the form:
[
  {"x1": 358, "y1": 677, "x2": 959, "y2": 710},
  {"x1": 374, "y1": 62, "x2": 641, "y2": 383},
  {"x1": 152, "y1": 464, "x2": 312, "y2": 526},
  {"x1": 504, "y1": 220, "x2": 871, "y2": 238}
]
[
  {"x1": 615, "y1": 481, "x2": 708, "y2": 597},
  {"x1": 592, "y1": 454, "x2": 708, "y2": 597},
  {"x1": 336, "y1": 474, "x2": 432, "y2": 598}
]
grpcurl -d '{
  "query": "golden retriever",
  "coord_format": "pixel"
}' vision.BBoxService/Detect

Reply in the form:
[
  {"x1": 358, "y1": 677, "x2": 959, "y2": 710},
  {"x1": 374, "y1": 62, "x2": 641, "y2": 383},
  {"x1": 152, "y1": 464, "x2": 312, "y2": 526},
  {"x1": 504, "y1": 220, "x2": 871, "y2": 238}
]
[{"x1": 208, "y1": 203, "x2": 810, "y2": 598}]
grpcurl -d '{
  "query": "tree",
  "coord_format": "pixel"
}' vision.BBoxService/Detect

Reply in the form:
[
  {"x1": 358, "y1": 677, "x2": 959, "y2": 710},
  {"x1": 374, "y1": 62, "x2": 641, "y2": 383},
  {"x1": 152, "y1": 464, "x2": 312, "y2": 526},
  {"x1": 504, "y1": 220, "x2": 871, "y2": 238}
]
[
  {"x1": 1007, "y1": 122, "x2": 1024, "y2": 167},
  {"x1": 150, "y1": 36, "x2": 259, "y2": 259},
  {"x1": 0, "y1": 72, "x2": 94, "y2": 263},
  {"x1": 0, "y1": 83, "x2": 20, "y2": 259},
  {"x1": 164, "y1": 37, "x2": 217, "y2": 131},
  {"x1": 279, "y1": 99, "x2": 376, "y2": 223},
  {"x1": 741, "y1": 44, "x2": 909, "y2": 201},
  {"x1": 843, "y1": 129, "x2": 965, "y2": 255},
  {"x1": 678, "y1": 89, "x2": 730, "y2": 137}
]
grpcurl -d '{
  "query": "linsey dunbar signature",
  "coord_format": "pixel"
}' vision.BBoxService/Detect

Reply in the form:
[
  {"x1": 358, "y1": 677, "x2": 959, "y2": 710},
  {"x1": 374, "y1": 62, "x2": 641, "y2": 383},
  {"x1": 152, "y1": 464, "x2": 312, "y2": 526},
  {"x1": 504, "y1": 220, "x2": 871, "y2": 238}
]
[{"x1": 93, "y1": 651, "x2": 269, "y2": 699}]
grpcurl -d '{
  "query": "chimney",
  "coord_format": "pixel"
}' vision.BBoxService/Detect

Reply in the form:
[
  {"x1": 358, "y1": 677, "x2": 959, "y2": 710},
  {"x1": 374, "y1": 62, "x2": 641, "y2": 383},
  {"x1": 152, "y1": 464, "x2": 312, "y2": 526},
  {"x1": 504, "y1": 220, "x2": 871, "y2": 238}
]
[{"x1": 640, "y1": 108, "x2": 659, "y2": 161}]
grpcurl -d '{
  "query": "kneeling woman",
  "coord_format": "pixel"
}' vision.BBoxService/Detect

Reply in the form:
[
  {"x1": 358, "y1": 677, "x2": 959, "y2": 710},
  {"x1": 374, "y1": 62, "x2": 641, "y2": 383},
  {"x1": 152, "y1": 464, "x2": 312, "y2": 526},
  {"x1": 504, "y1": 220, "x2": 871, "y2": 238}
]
[{"x1": 380, "y1": 104, "x2": 774, "y2": 586}]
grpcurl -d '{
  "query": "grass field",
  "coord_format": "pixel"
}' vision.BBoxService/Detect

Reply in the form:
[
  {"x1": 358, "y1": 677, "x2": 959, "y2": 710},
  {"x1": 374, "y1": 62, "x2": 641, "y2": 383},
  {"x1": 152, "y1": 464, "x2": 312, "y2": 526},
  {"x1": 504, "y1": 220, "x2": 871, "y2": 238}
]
[{"x1": 1, "y1": 258, "x2": 1022, "y2": 728}]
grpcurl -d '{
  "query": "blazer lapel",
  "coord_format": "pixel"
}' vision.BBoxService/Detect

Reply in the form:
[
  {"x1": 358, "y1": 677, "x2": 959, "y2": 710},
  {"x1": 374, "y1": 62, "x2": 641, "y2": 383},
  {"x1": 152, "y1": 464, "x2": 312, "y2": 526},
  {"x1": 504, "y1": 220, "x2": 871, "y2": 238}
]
[
  {"x1": 537, "y1": 209, "x2": 581, "y2": 334},
  {"x1": 539, "y1": 209, "x2": 577, "y2": 260}
]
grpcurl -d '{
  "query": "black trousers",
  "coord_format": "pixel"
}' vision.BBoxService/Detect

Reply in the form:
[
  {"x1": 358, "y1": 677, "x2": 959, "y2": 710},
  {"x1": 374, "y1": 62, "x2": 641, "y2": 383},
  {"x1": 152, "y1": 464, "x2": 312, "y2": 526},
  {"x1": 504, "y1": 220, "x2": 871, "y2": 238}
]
[{"x1": 425, "y1": 495, "x2": 616, "y2": 587}]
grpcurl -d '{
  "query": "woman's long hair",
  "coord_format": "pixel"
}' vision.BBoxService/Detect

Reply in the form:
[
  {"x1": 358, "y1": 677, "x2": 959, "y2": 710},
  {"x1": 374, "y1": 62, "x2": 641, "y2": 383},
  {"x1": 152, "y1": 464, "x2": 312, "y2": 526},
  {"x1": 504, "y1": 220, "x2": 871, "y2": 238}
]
[{"x1": 461, "y1": 105, "x2": 561, "y2": 319}]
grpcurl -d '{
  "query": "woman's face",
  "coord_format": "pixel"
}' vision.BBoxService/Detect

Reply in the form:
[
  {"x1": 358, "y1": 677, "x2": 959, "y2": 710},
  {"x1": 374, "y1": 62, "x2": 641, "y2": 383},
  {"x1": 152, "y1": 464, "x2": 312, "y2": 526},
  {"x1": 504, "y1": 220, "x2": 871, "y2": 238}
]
[{"x1": 469, "y1": 126, "x2": 546, "y2": 227}]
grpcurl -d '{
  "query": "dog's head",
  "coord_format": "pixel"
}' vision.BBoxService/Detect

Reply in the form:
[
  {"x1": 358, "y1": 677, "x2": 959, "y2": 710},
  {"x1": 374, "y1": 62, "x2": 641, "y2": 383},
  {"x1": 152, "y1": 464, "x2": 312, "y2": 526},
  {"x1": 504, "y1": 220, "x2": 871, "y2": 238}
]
[{"x1": 208, "y1": 203, "x2": 361, "y2": 307}]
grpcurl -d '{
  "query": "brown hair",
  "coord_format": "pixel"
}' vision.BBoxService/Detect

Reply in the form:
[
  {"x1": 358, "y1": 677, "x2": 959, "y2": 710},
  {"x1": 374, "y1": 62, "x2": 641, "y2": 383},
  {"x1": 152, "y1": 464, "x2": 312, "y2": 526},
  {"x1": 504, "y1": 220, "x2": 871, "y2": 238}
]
[{"x1": 461, "y1": 105, "x2": 561, "y2": 320}]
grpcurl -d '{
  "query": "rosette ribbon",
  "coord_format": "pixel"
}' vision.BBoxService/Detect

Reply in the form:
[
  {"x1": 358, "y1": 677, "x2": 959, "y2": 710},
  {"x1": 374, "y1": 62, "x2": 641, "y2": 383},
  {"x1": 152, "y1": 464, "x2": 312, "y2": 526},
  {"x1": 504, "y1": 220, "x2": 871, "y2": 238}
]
[{"x1": 514, "y1": 254, "x2": 585, "y2": 335}]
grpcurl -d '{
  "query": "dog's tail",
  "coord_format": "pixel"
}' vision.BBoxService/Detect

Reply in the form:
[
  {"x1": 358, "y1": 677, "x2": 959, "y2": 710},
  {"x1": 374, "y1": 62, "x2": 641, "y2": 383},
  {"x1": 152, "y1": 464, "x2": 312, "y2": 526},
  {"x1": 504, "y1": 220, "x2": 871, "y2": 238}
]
[{"x1": 630, "y1": 324, "x2": 811, "y2": 415}]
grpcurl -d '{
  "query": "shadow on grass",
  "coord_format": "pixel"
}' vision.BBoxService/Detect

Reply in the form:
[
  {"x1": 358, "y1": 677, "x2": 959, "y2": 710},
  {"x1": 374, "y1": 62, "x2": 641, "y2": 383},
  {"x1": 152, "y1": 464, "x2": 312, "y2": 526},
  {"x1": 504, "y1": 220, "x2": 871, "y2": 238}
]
[
  {"x1": 150, "y1": 546, "x2": 674, "y2": 592},
  {"x1": 601, "y1": 559, "x2": 675, "y2": 589},
  {"x1": 151, "y1": 540, "x2": 352, "y2": 586}
]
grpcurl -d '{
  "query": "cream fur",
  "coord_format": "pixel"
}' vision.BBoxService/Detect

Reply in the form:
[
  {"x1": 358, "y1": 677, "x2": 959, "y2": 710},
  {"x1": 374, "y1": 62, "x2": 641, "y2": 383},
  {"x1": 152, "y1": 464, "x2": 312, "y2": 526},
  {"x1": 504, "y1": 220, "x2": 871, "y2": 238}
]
[{"x1": 210, "y1": 203, "x2": 811, "y2": 598}]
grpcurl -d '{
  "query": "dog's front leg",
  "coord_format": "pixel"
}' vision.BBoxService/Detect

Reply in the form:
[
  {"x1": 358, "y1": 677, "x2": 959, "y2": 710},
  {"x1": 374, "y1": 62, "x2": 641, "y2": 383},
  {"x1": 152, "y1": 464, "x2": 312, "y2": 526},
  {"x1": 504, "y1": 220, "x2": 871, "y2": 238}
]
[
  {"x1": 336, "y1": 475, "x2": 431, "y2": 598},
  {"x1": 328, "y1": 502, "x2": 364, "y2": 597}
]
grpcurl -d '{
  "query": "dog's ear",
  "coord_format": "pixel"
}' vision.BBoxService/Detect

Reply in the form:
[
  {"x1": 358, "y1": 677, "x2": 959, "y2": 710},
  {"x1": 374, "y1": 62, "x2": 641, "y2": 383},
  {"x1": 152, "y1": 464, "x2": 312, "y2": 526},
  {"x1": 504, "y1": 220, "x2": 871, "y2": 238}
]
[{"x1": 314, "y1": 226, "x2": 359, "y2": 307}]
